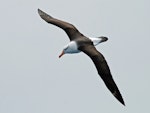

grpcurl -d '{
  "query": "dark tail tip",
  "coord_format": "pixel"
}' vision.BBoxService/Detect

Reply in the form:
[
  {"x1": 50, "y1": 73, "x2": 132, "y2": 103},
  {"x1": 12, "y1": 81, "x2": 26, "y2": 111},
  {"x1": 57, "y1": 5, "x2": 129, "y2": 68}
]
[
  {"x1": 98, "y1": 36, "x2": 108, "y2": 42},
  {"x1": 102, "y1": 36, "x2": 108, "y2": 42}
]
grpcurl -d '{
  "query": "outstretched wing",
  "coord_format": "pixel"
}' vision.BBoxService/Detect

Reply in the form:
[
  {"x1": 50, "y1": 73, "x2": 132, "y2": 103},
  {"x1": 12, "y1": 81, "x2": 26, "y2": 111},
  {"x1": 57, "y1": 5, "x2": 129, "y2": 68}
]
[
  {"x1": 79, "y1": 45, "x2": 125, "y2": 105},
  {"x1": 38, "y1": 9, "x2": 83, "y2": 41}
]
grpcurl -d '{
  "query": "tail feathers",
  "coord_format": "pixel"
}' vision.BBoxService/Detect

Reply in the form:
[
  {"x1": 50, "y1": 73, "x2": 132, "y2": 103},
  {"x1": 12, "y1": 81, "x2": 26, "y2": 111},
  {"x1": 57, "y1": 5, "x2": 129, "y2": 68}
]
[{"x1": 97, "y1": 36, "x2": 108, "y2": 42}]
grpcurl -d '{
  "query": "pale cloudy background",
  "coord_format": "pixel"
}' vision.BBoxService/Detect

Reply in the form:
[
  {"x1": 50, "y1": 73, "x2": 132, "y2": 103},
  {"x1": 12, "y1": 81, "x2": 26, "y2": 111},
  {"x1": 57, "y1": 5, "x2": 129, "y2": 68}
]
[{"x1": 0, "y1": 0, "x2": 150, "y2": 113}]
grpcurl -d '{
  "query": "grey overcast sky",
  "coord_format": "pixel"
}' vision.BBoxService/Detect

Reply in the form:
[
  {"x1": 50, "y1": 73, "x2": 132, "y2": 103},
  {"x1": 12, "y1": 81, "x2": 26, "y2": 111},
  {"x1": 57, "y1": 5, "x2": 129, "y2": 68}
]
[{"x1": 0, "y1": 0, "x2": 150, "y2": 113}]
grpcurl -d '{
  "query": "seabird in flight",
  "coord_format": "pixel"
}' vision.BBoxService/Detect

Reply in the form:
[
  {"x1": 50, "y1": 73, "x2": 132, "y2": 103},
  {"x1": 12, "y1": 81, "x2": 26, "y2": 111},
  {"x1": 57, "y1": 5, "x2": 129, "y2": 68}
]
[{"x1": 38, "y1": 9, "x2": 125, "y2": 105}]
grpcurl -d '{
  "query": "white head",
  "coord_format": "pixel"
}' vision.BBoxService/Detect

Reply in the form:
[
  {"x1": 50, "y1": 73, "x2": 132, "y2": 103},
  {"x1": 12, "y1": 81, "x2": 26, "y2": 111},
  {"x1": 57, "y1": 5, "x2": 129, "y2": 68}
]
[{"x1": 59, "y1": 41, "x2": 80, "y2": 58}]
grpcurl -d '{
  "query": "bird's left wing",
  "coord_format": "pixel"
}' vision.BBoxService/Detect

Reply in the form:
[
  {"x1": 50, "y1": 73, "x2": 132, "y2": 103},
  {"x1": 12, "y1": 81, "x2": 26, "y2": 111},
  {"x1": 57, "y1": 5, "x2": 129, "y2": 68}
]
[
  {"x1": 79, "y1": 45, "x2": 125, "y2": 105},
  {"x1": 38, "y1": 9, "x2": 83, "y2": 41}
]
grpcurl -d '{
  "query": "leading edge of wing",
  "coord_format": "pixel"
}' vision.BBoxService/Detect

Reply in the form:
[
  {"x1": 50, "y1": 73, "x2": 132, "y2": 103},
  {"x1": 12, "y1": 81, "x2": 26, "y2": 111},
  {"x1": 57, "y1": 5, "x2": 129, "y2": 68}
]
[
  {"x1": 79, "y1": 45, "x2": 125, "y2": 105},
  {"x1": 38, "y1": 9, "x2": 83, "y2": 41}
]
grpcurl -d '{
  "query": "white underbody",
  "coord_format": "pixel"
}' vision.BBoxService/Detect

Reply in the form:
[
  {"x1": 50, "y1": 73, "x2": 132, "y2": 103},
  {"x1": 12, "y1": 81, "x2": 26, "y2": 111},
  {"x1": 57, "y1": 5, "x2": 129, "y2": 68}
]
[
  {"x1": 63, "y1": 37, "x2": 104, "y2": 54},
  {"x1": 63, "y1": 41, "x2": 80, "y2": 53}
]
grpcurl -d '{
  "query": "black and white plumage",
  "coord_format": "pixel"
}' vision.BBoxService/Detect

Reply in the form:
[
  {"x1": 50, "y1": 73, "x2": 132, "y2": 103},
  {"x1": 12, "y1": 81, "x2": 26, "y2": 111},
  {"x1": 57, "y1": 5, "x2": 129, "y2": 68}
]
[{"x1": 38, "y1": 9, "x2": 125, "y2": 105}]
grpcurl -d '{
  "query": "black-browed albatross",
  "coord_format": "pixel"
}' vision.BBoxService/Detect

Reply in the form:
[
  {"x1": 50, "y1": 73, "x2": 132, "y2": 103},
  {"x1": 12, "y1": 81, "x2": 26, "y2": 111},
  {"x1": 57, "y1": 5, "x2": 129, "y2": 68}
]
[{"x1": 38, "y1": 9, "x2": 125, "y2": 105}]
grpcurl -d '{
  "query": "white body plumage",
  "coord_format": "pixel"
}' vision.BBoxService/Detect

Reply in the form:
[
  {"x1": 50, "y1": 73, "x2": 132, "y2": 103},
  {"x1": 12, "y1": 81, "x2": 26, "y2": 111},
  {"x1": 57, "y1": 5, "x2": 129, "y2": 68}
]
[{"x1": 62, "y1": 37, "x2": 107, "y2": 54}]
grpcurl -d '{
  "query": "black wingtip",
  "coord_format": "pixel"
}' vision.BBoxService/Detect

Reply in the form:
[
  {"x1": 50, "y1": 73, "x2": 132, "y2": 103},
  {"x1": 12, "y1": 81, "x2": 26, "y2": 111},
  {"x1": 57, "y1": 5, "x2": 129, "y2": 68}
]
[
  {"x1": 38, "y1": 9, "x2": 47, "y2": 17},
  {"x1": 37, "y1": 8, "x2": 53, "y2": 19},
  {"x1": 113, "y1": 90, "x2": 125, "y2": 106},
  {"x1": 37, "y1": 8, "x2": 42, "y2": 16},
  {"x1": 119, "y1": 97, "x2": 125, "y2": 106}
]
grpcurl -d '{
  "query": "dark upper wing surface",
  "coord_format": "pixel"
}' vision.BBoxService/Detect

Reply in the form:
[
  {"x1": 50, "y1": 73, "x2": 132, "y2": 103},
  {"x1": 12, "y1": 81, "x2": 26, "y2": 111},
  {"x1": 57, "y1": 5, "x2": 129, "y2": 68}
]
[
  {"x1": 38, "y1": 9, "x2": 83, "y2": 41},
  {"x1": 79, "y1": 45, "x2": 125, "y2": 105}
]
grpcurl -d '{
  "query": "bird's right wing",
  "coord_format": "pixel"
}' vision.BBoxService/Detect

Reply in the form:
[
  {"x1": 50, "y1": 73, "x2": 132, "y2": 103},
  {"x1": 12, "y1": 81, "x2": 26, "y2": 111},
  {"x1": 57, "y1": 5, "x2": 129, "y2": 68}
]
[
  {"x1": 79, "y1": 45, "x2": 125, "y2": 105},
  {"x1": 38, "y1": 9, "x2": 83, "y2": 41}
]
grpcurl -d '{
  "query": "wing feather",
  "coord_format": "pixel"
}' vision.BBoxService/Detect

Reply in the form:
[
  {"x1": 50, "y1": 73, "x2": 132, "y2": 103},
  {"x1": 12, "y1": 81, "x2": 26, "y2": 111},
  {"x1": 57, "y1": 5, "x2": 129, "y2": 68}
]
[
  {"x1": 38, "y1": 9, "x2": 83, "y2": 41},
  {"x1": 79, "y1": 45, "x2": 125, "y2": 105}
]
